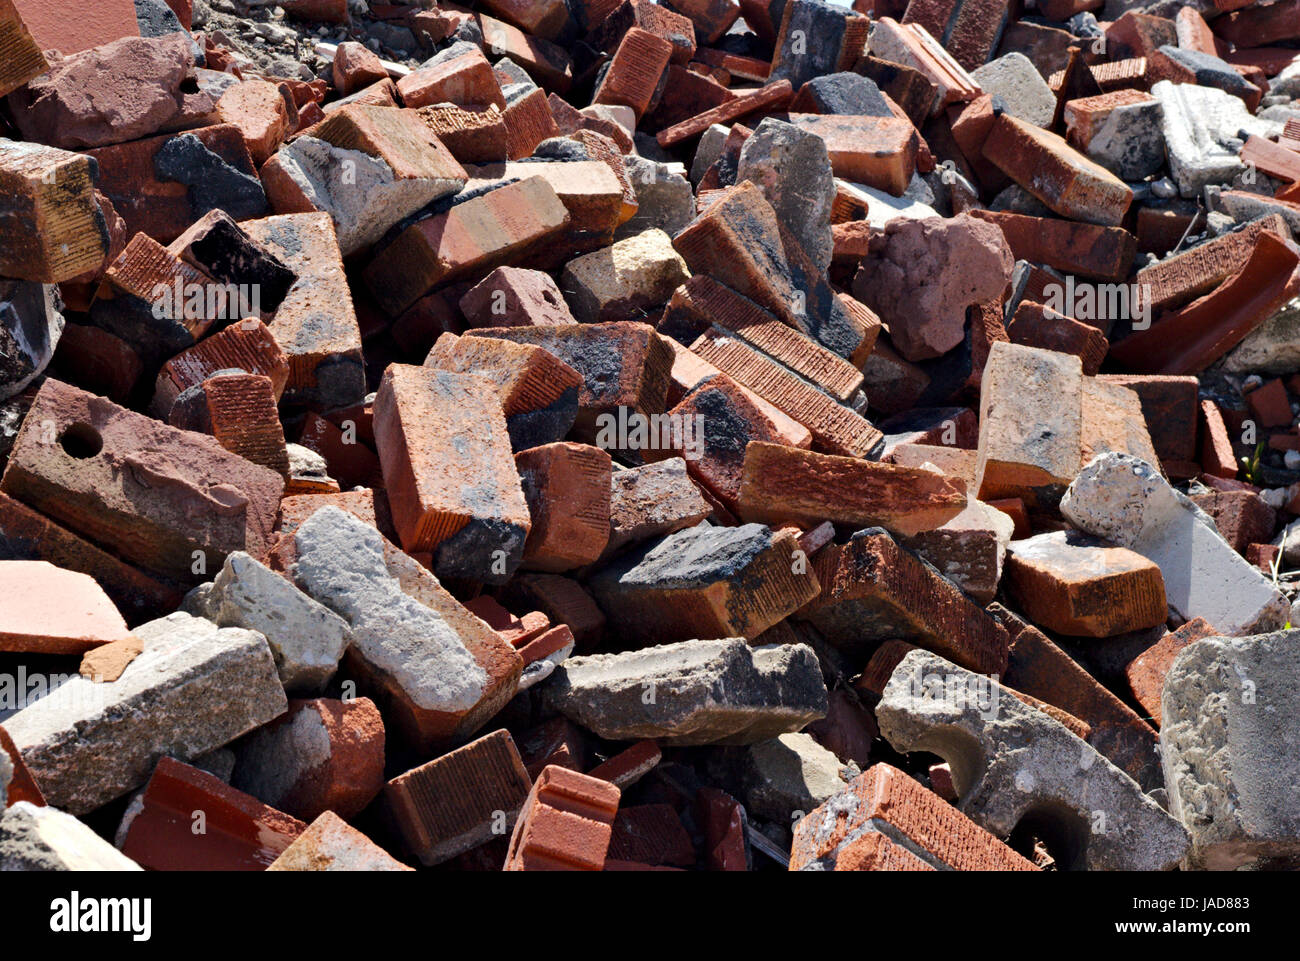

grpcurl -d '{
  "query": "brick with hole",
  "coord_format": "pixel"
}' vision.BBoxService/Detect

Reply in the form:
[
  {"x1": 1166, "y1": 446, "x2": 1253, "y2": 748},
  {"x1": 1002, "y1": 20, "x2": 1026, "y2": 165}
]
[
  {"x1": 373, "y1": 363, "x2": 530, "y2": 584},
  {"x1": 0, "y1": 379, "x2": 284, "y2": 585}
]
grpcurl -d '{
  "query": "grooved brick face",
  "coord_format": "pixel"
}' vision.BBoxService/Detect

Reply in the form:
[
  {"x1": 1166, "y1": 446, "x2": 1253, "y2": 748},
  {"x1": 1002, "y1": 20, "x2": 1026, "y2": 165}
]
[
  {"x1": 515, "y1": 442, "x2": 613, "y2": 571},
  {"x1": 593, "y1": 28, "x2": 674, "y2": 120},
  {"x1": 0, "y1": 140, "x2": 108, "y2": 284},
  {"x1": 790, "y1": 763, "x2": 1036, "y2": 871},
  {"x1": 0, "y1": 0, "x2": 48, "y2": 99},
  {"x1": 385, "y1": 729, "x2": 532, "y2": 866}
]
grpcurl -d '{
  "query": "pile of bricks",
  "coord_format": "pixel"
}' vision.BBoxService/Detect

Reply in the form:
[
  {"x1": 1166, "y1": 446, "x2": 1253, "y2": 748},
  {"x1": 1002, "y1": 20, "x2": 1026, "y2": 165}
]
[{"x1": 3, "y1": 0, "x2": 1300, "y2": 874}]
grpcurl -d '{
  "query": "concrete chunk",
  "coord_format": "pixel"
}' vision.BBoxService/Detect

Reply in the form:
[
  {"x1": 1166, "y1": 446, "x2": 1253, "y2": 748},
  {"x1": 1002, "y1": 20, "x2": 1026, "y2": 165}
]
[
  {"x1": 877, "y1": 649, "x2": 1190, "y2": 871},
  {"x1": 543, "y1": 638, "x2": 828, "y2": 746},
  {"x1": 182, "y1": 551, "x2": 350, "y2": 694},
  {"x1": 0, "y1": 802, "x2": 141, "y2": 870},
  {"x1": 1061, "y1": 453, "x2": 1288, "y2": 636},
  {"x1": 1161, "y1": 629, "x2": 1300, "y2": 870},
  {"x1": 4, "y1": 611, "x2": 287, "y2": 814}
]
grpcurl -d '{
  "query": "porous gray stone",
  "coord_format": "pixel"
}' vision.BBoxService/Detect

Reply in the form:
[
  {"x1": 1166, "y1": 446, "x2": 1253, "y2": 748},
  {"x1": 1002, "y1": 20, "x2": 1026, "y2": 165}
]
[
  {"x1": 689, "y1": 123, "x2": 730, "y2": 185},
  {"x1": 0, "y1": 281, "x2": 64, "y2": 403},
  {"x1": 971, "y1": 53, "x2": 1056, "y2": 128},
  {"x1": 0, "y1": 802, "x2": 141, "y2": 870},
  {"x1": 290, "y1": 507, "x2": 495, "y2": 738},
  {"x1": 877, "y1": 649, "x2": 1190, "y2": 871},
  {"x1": 731, "y1": 732, "x2": 859, "y2": 822},
  {"x1": 183, "y1": 551, "x2": 351, "y2": 694},
  {"x1": 1161, "y1": 629, "x2": 1300, "y2": 870},
  {"x1": 1153, "y1": 80, "x2": 1281, "y2": 198},
  {"x1": 1079, "y1": 95, "x2": 1165, "y2": 181},
  {"x1": 617, "y1": 155, "x2": 694, "y2": 241},
  {"x1": 543, "y1": 638, "x2": 828, "y2": 745},
  {"x1": 736, "y1": 118, "x2": 836, "y2": 273},
  {"x1": 3, "y1": 612, "x2": 287, "y2": 814},
  {"x1": 1223, "y1": 296, "x2": 1300, "y2": 375},
  {"x1": 267, "y1": 136, "x2": 460, "y2": 255},
  {"x1": 0, "y1": 744, "x2": 10, "y2": 803},
  {"x1": 1061, "y1": 453, "x2": 1288, "y2": 636},
  {"x1": 1158, "y1": 45, "x2": 1261, "y2": 107}
]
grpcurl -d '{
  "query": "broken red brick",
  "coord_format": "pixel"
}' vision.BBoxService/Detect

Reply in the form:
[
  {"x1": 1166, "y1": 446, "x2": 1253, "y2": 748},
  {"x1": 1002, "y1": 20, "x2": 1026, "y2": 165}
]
[
  {"x1": 373, "y1": 364, "x2": 530, "y2": 582},
  {"x1": 737, "y1": 441, "x2": 967, "y2": 537},
  {"x1": 790, "y1": 764, "x2": 1036, "y2": 871},
  {"x1": 118, "y1": 757, "x2": 306, "y2": 871},
  {"x1": 1125, "y1": 618, "x2": 1220, "y2": 727},
  {"x1": 385, "y1": 730, "x2": 533, "y2": 866}
]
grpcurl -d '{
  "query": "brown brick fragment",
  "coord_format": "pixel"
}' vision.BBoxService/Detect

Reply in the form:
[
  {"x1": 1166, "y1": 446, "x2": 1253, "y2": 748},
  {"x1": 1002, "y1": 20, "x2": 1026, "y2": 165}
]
[
  {"x1": 1124, "y1": 617, "x2": 1219, "y2": 727},
  {"x1": 385, "y1": 730, "x2": 533, "y2": 866},
  {"x1": 1004, "y1": 530, "x2": 1167, "y2": 637},
  {"x1": 118, "y1": 757, "x2": 306, "y2": 871},
  {"x1": 365, "y1": 177, "x2": 571, "y2": 316},
  {"x1": 804, "y1": 528, "x2": 1011, "y2": 674},
  {"x1": 373, "y1": 364, "x2": 530, "y2": 583},
  {"x1": 737, "y1": 441, "x2": 967, "y2": 537},
  {"x1": 968, "y1": 209, "x2": 1136, "y2": 282}
]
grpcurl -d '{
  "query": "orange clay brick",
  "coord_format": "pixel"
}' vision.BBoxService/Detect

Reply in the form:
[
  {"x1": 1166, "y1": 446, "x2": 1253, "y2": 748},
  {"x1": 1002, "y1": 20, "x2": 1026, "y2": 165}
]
[
  {"x1": 592, "y1": 28, "x2": 674, "y2": 121},
  {"x1": 514, "y1": 442, "x2": 613, "y2": 572},
  {"x1": 736, "y1": 441, "x2": 968, "y2": 537},
  {"x1": 790, "y1": 763, "x2": 1036, "y2": 871},
  {"x1": 372, "y1": 364, "x2": 531, "y2": 583},
  {"x1": 505, "y1": 764, "x2": 621, "y2": 871}
]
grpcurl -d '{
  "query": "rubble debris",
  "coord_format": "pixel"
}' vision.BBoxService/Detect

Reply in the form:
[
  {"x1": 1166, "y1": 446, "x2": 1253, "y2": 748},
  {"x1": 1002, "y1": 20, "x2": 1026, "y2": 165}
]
[{"x1": 1, "y1": 0, "x2": 1299, "y2": 878}]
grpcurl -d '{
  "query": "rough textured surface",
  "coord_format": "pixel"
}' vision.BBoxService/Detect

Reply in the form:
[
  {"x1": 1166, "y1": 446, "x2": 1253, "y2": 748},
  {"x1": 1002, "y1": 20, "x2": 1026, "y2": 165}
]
[
  {"x1": 268, "y1": 811, "x2": 413, "y2": 871},
  {"x1": 853, "y1": 215, "x2": 1013, "y2": 362},
  {"x1": 1062, "y1": 453, "x2": 1289, "y2": 636},
  {"x1": 1161, "y1": 630, "x2": 1300, "y2": 870},
  {"x1": 878, "y1": 649, "x2": 1190, "y2": 871},
  {"x1": 182, "y1": 551, "x2": 350, "y2": 694},
  {"x1": 0, "y1": 801, "x2": 141, "y2": 870},
  {"x1": 543, "y1": 638, "x2": 828, "y2": 746},
  {"x1": 3, "y1": 611, "x2": 286, "y2": 814}
]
